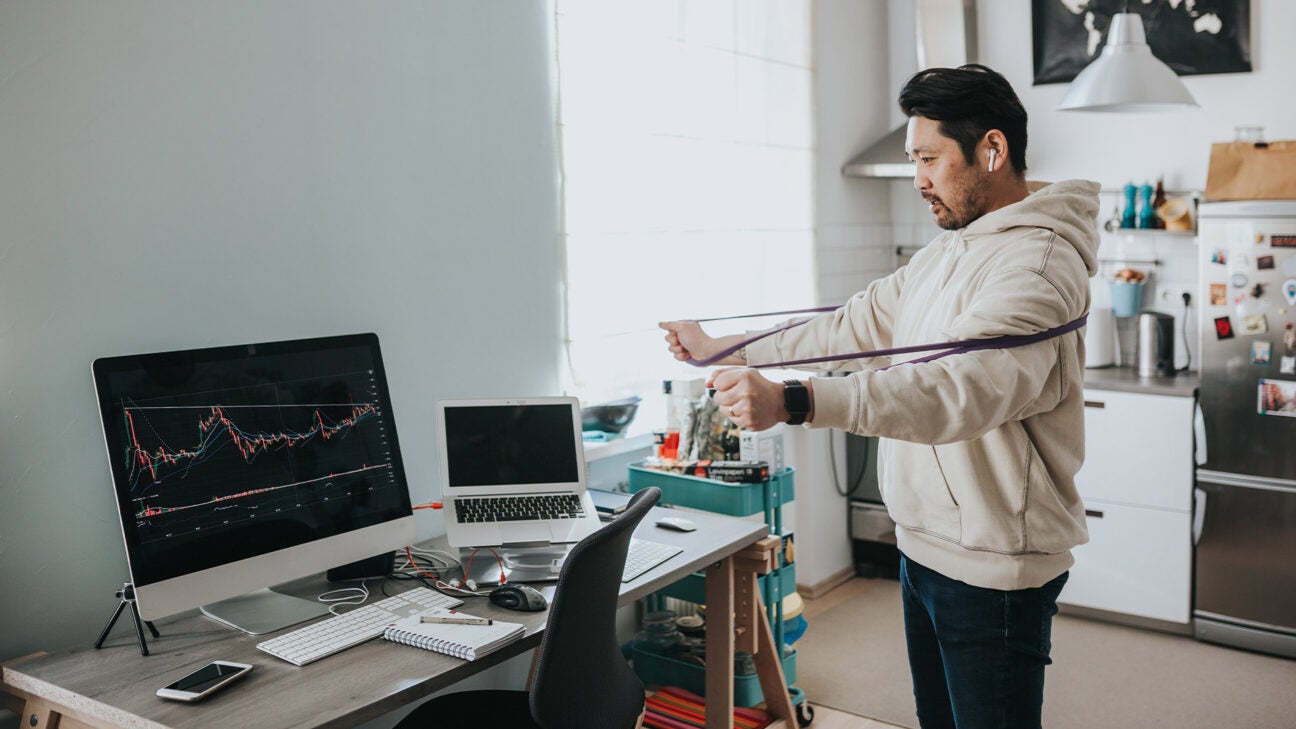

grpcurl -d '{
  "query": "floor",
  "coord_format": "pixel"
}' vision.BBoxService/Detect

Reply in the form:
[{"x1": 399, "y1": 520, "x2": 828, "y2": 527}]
[
  {"x1": 804, "y1": 705, "x2": 898, "y2": 729},
  {"x1": 796, "y1": 579, "x2": 901, "y2": 728}
]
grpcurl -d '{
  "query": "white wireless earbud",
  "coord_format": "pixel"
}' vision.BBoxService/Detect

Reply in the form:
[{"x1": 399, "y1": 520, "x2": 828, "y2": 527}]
[{"x1": 988, "y1": 149, "x2": 997, "y2": 172}]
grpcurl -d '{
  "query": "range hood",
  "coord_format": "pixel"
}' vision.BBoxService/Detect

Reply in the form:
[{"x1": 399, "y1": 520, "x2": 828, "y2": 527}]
[{"x1": 841, "y1": 0, "x2": 978, "y2": 179}]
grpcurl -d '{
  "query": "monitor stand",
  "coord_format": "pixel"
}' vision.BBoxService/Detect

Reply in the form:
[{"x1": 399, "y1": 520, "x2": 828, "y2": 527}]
[
  {"x1": 458, "y1": 545, "x2": 572, "y2": 586},
  {"x1": 200, "y1": 588, "x2": 331, "y2": 635}
]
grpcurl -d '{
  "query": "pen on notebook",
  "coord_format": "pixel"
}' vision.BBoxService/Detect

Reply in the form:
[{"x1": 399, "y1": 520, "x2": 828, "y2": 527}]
[{"x1": 421, "y1": 614, "x2": 493, "y2": 626}]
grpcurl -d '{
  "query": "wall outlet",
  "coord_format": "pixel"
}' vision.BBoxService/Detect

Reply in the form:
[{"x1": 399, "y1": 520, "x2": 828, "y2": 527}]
[{"x1": 1158, "y1": 286, "x2": 1193, "y2": 306}]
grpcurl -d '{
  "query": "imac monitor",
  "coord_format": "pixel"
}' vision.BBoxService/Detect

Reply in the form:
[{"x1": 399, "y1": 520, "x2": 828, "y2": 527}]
[{"x1": 92, "y1": 333, "x2": 415, "y2": 634}]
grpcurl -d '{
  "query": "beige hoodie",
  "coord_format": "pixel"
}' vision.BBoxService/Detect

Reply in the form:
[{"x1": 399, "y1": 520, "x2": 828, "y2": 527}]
[{"x1": 748, "y1": 179, "x2": 1100, "y2": 591}]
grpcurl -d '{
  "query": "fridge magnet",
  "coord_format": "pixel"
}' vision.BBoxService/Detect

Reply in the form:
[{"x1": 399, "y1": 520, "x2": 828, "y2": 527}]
[
  {"x1": 1210, "y1": 283, "x2": 1228, "y2": 306},
  {"x1": 1231, "y1": 272, "x2": 1249, "y2": 289},
  {"x1": 1259, "y1": 379, "x2": 1296, "y2": 417},
  {"x1": 1282, "y1": 357, "x2": 1296, "y2": 376},
  {"x1": 1242, "y1": 313, "x2": 1269, "y2": 335},
  {"x1": 1284, "y1": 279, "x2": 1296, "y2": 306},
  {"x1": 1214, "y1": 316, "x2": 1234, "y2": 340},
  {"x1": 1258, "y1": 255, "x2": 1275, "y2": 270},
  {"x1": 1252, "y1": 340, "x2": 1272, "y2": 366},
  {"x1": 1211, "y1": 249, "x2": 1227, "y2": 265},
  {"x1": 1285, "y1": 258, "x2": 1296, "y2": 277},
  {"x1": 1274, "y1": 235, "x2": 1296, "y2": 248}
]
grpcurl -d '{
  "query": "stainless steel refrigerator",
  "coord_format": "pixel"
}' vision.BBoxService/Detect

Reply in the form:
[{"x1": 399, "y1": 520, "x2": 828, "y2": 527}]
[{"x1": 1195, "y1": 200, "x2": 1296, "y2": 658}]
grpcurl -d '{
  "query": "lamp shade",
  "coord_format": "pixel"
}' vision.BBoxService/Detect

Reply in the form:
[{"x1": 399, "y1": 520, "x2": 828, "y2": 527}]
[{"x1": 1058, "y1": 13, "x2": 1198, "y2": 112}]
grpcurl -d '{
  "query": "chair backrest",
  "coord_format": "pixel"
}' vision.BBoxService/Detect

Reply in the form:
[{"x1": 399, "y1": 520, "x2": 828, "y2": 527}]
[{"x1": 528, "y1": 487, "x2": 660, "y2": 729}]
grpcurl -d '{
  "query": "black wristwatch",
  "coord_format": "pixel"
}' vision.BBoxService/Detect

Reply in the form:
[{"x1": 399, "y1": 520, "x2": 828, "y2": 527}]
[{"x1": 783, "y1": 380, "x2": 810, "y2": 425}]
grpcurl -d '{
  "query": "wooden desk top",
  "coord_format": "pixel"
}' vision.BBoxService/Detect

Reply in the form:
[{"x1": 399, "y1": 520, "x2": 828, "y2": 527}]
[{"x1": 3, "y1": 504, "x2": 765, "y2": 729}]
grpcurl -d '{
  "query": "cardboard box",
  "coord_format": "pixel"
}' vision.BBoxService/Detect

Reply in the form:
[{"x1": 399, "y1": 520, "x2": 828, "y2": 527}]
[{"x1": 1205, "y1": 141, "x2": 1296, "y2": 201}]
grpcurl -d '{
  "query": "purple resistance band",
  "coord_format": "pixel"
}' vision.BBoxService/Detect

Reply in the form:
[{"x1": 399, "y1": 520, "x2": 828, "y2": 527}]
[{"x1": 686, "y1": 306, "x2": 1089, "y2": 371}]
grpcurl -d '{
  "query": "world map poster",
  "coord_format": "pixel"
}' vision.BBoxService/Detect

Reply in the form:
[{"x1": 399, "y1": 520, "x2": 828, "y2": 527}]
[{"x1": 1032, "y1": 0, "x2": 1252, "y2": 85}]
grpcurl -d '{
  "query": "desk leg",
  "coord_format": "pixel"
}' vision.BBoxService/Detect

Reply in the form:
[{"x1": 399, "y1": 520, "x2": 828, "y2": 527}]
[{"x1": 704, "y1": 556, "x2": 734, "y2": 729}]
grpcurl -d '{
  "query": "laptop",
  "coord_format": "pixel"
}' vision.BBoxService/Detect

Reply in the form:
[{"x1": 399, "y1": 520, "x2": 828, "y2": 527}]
[{"x1": 437, "y1": 397, "x2": 601, "y2": 550}]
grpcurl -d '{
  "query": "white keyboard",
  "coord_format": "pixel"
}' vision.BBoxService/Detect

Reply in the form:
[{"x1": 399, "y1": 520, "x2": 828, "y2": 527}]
[
  {"x1": 256, "y1": 587, "x2": 464, "y2": 666},
  {"x1": 623, "y1": 538, "x2": 684, "y2": 582}
]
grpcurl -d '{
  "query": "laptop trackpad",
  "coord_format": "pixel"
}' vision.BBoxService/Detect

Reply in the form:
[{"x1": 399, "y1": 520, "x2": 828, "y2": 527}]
[{"x1": 500, "y1": 523, "x2": 552, "y2": 546}]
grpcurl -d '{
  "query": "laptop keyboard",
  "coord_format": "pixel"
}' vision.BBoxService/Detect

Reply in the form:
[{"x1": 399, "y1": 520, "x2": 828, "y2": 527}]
[{"x1": 455, "y1": 494, "x2": 587, "y2": 523}]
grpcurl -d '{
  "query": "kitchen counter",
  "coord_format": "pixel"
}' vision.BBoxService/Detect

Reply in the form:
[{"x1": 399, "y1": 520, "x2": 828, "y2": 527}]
[{"x1": 1082, "y1": 366, "x2": 1199, "y2": 398}]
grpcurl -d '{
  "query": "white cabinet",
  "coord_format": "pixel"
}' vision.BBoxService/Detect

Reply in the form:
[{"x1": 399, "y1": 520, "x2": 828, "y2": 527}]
[{"x1": 1059, "y1": 389, "x2": 1194, "y2": 625}]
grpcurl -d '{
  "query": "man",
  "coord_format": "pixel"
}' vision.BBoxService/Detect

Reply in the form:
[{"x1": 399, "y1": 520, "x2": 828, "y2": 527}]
[{"x1": 660, "y1": 64, "x2": 1098, "y2": 729}]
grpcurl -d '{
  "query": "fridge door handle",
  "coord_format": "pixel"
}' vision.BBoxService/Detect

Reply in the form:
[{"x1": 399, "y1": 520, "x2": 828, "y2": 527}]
[{"x1": 1193, "y1": 487, "x2": 1207, "y2": 546}]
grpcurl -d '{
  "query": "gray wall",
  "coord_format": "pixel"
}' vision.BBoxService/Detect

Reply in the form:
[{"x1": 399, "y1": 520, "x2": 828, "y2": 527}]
[{"x1": 0, "y1": 0, "x2": 562, "y2": 666}]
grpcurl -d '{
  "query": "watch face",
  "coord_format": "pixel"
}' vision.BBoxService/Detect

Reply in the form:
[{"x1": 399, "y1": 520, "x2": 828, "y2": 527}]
[{"x1": 783, "y1": 381, "x2": 810, "y2": 420}]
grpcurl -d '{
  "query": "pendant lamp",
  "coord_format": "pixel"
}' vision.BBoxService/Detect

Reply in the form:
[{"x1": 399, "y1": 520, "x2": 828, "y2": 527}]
[{"x1": 1057, "y1": 12, "x2": 1198, "y2": 112}]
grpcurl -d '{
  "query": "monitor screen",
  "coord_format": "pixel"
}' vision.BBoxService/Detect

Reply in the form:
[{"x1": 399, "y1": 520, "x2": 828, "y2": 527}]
[
  {"x1": 443, "y1": 404, "x2": 581, "y2": 488},
  {"x1": 92, "y1": 333, "x2": 415, "y2": 627}
]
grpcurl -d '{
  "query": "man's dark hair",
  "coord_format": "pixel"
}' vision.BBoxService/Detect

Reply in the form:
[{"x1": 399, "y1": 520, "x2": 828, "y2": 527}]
[{"x1": 898, "y1": 64, "x2": 1028, "y2": 175}]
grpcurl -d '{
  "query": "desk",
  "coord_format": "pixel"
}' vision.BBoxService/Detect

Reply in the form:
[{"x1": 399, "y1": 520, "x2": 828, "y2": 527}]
[{"x1": 2, "y1": 504, "x2": 783, "y2": 729}]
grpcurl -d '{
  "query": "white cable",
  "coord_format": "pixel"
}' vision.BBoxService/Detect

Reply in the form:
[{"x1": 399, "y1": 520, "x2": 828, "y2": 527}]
[{"x1": 317, "y1": 579, "x2": 370, "y2": 615}]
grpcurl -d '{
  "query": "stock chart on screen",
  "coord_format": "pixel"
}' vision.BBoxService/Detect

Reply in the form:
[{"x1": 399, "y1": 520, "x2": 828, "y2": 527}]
[{"x1": 93, "y1": 335, "x2": 411, "y2": 586}]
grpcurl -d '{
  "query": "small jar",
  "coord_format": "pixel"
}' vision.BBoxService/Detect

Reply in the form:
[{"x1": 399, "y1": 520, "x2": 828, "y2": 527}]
[
  {"x1": 1235, "y1": 126, "x2": 1265, "y2": 143},
  {"x1": 635, "y1": 610, "x2": 686, "y2": 657}
]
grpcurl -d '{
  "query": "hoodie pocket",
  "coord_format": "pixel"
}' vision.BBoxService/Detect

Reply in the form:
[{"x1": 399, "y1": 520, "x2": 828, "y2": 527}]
[
  {"x1": 883, "y1": 440, "x2": 962, "y2": 543},
  {"x1": 941, "y1": 422, "x2": 1080, "y2": 554}
]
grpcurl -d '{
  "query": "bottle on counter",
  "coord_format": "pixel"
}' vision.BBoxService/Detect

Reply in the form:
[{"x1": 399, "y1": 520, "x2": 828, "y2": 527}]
[
  {"x1": 1152, "y1": 177, "x2": 1167, "y2": 229},
  {"x1": 1122, "y1": 183, "x2": 1137, "y2": 229},
  {"x1": 1137, "y1": 182, "x2": 1155, "y2": 229}
]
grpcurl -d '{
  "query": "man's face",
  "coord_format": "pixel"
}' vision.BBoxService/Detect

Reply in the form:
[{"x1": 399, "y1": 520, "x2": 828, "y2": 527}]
[{"x1": 905, "y1": 116, "x2": 991, "y2": 231}]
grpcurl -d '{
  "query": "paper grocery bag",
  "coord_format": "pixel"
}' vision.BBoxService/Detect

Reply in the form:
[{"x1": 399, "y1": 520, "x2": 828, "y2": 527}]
[{"x1": 1205, "y1": 141, "x2": 1296, "y2": 201}]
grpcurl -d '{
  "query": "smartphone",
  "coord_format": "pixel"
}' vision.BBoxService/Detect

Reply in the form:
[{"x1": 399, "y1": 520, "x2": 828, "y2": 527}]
[{"x1": 155, "y1": 661, "x2": 253, "y2": 702}]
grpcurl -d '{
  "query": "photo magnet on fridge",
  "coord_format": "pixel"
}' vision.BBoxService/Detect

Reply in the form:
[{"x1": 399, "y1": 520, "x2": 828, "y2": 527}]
[
  {"x1": 1242, "y1": 314, "x2": 1269, "y2": 336},
  {"x1": 1215, "y1": 316, "x2": 1235, "y2": 340},
  {"x1": 1252, "y1": 340, "x2": 1272, "y2": 366},
  {"x1": 1282, "y1": 356, "x2": 1296, "y2": 376},
  {"x1": 1259, "y1": 379, "x2": 1296, "y2": 417},
  {"x1": 1210, "y1": 283, "x2": 1228, "y2": 306},
  {"x1": 1259, "y1": 255, "x2": 1275, "y2": 270}
]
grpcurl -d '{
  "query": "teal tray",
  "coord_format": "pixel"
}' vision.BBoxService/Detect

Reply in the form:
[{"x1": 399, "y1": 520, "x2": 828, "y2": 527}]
[
  {"x1": 627, "y1": 463, "x2": 794, "y2": 517},
  {"x1": 633, "y1": 647, "x2": 798, "y2": 708}
]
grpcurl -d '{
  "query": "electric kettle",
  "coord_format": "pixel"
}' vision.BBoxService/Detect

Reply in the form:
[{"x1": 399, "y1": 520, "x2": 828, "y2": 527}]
[{"x1": 1137, "y1": 311, "x2": 1176, "y2": 377}]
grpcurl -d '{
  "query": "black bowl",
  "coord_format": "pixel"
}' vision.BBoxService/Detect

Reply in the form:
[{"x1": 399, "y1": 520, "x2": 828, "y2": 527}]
[{"x1": 581, "y1": 396, "x2": 641, "y2": 434}]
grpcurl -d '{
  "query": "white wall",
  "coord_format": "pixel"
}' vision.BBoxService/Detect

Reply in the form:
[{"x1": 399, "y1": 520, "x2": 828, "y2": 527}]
[{"x1": 0, "y1": 0, "x2": 562, "y2": 671}]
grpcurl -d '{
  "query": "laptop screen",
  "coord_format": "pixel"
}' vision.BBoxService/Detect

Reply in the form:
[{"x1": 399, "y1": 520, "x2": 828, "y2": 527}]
[{"x1": 443, "y1": 403, "x2": 581, "y2": 488}]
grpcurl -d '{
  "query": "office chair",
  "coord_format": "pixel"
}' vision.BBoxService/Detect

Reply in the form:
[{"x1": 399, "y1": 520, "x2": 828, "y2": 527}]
[{"x1": 394, "y1": 486, "x2": 660, "y2": 729}]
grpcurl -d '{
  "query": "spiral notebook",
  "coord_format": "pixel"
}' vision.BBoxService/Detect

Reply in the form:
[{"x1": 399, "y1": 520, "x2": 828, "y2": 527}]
[{"x1": 383, "y1": 611, "x2": 525, "y2": 661}]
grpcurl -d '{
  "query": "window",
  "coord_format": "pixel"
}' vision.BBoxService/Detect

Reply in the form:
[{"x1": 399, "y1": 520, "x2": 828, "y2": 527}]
[{"x1": 555, "y1": 0, "x2": 816, "y2": 431}]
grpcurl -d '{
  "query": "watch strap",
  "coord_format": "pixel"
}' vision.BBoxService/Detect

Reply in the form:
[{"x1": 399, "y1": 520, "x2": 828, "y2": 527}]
[{"x1": 782, "y1": 380, "x2": 810, "y2": 425}]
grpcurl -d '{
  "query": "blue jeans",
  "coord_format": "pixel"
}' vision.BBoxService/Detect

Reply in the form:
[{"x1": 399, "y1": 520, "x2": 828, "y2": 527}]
[{"x1": 899, "y1": 553, "x2": 1068, "y2": 729}]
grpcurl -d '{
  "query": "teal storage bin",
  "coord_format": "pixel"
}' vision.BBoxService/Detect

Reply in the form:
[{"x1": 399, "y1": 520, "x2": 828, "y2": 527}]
[
  {"x1": 627, "y1": 463, "x2": 794, "y2": 517},
  {"x1": 632, "y1": 647, "x2": 798, "y2": 708}
]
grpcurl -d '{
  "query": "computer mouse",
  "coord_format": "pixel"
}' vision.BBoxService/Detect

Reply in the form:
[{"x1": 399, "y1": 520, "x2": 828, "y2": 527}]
[
  {"x1": 489, "y1": 584, "x2": 549, "y2": 612},
  {"x1": 655, "y1": 516, "x2": 696, "y2": 532}
]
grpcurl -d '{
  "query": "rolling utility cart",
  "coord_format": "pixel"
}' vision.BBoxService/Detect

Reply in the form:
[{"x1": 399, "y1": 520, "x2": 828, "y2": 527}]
[{"x1": 628, "y1": 463, "x2": 814, "y2": 727}]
